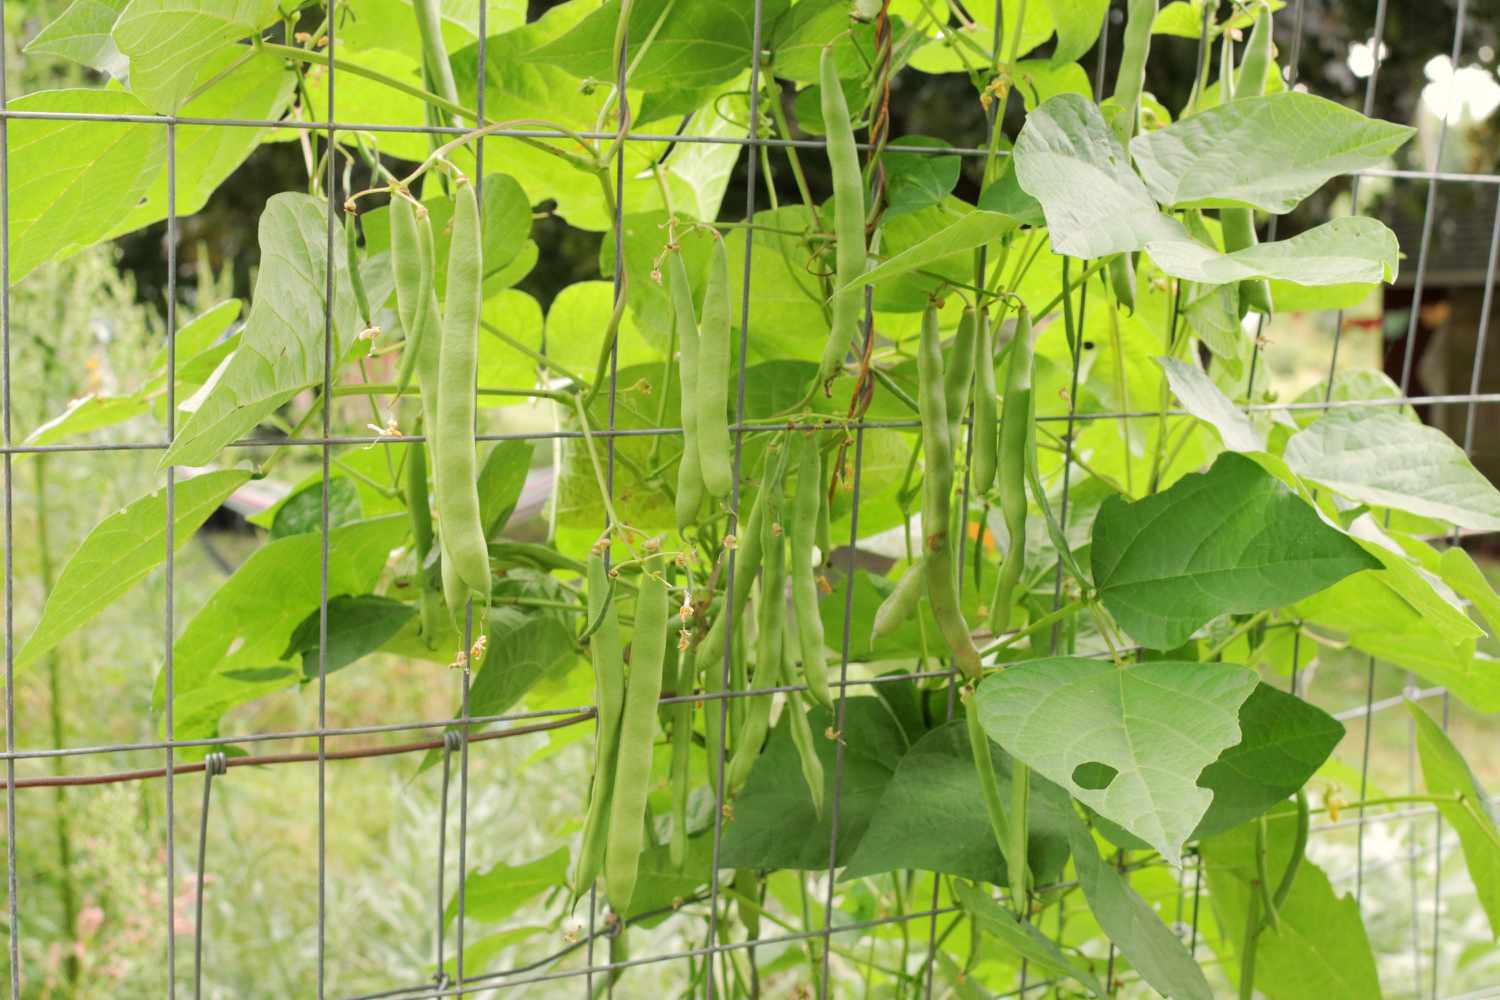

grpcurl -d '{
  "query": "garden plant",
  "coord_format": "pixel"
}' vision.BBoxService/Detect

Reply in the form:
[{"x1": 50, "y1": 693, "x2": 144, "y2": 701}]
[{"x1": 10, "y1": 0, "x2": 1500, "y2": 996}]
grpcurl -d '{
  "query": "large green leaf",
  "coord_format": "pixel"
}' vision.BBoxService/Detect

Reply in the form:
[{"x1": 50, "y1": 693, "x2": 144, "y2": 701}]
[
  {"x1": 953, "y1": 881, "x2": 1106, "y2": 997},
  {"x1": 718, "y1": 697, "x2": 910, "y2": 870},
  {"x1": 17, "y1": 470, "x2": 249, "y2": 670},
  {"x1": 1066, "y1": 815, "x2": 1213, "y2": 1000},
  {"x1": 1129, "y1": 92, "x2": 1415, "y2": 212},
  {"x1": 528, "y1": 0, "x2": 761, "y2": 90},
  {"x1": 107, "y1": 45, "x2": 294, "y2": 240},
  {"x1": 1202, "y1": 804, "x2": 1383, "y2": 1000},
  {"x1": 462, "y1": 599, "x2": 577, "y2": 723},
  {"x1": 1015, "y1": 96, "x2": 1400, "y2": 286},
  {"x1": 161, "y1": 194, "x2": 361, "y2": 468},
  {"x1": 24, "y1": 0, "x2": 129, "y2": 78},
  {"x1": 8, "y1": 90, "x2": 166, "y2": 283},
  {"x1": 161, "y1": 516, "x2": 407, "y2": 742},
  {"x1": 1285, "y1": 409, "x2": 1500, "y2": 532},
  {"x1": 1012, "y1": 93, "x2": 1183, "y2": 259},
  {"x1": 1045, "y1": 0, "x2": 1109, "y2": 66},
  {"x1": 840, "y1": 721, "x2": 1073, "y2": 887},
  {"x1": 113, "y1": 0, "x2": 277, "y2": 113},
  {"x1": 22, "y1": 394, "x2": 149, "y2": 450},
  {"x1": 1408, "y1": 702, "x2": 1500, "y2": 937},
  {"x1": 1091, "y1": 452, "x2": 1379, "y2": 649},
  {"x1": 976, "y1": 658, "x2": 1259, "y2": 862},
  {"x1": 444, "y1": 846, "x2": 569, "y2": 926}
]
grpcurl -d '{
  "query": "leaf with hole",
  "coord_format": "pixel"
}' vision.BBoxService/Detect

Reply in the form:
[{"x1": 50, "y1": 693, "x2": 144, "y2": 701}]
[{"x1": 977, "y1": 657, "x2": 1259, "y2": 862}]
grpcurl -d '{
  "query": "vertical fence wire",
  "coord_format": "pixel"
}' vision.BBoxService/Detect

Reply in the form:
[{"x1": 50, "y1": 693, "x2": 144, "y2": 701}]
[{"x1": 0, "y1": 0, "x2": 1496, "y2": 997}]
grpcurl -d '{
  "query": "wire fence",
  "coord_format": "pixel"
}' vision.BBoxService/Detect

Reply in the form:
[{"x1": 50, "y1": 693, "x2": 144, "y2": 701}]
[{"x1": 1, "y1": 0, "x2": 1497, "y2": 997}]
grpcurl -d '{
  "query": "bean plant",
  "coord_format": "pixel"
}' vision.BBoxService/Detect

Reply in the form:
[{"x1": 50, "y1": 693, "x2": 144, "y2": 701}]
[{"x1": 15, "y1": 0, "x2": 1500, "y2": 996}]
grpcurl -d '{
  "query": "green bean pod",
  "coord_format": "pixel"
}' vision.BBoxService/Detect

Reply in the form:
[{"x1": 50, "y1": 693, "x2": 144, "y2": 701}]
[
  {"x1": 434, "y1": 180, "x2": 490, "y2": 607},
  {"x1": 871, "y1": 557, "x2": 926, "y2": 645},
  {"x1": 667, "y1": 246, "x2": 704, "y2": 533},
  {"x1": 389, "y1": 196, "x2": 435, "y2": 402},
  {"x1": 782, "y1": 617, "x2": 824, "y2": 817},
  {"x1": 1224, "y1": 3, "x2": 1274, "y2": 316},
  {"x1": 989, "y1": 306, "x2": 1038, "y2": 634},
  {"x1": 917, "y1": 304, "x2": 983, "y2": 680},
  {"x1": 696, "y1": 237, "x2": 734, "y2": 499},
  {"x1": 668, "y1": 638, "x2": 695, "y2": 870},
  {"x1": 817, "y1": 42, "x2": 866, "y2": 385},
  {"x1": 1110, "y1": 0, "x2": 1158, "y2": 145},
  {"x1": 1106, "y1": 253, "x2": 1136, "y2": 315},
  {"x1": 966, "y1": 695, "x2": 1013, "y2": 883},
  {"x1": 697, "y1": 443, "x2": 783, "y2": 684},
  {"x1": 727, "y1": 468, "x2": 787, "y2": 792},
  {"x1": 605, "y1": 548, "x2": 670, "y2": 909},
  {"x1": 575, "y1": 545, "x2": 627, "y2": 896},
  {"x1": 971, "y1": 308, "x2": 998, "y2": 494},
  {"x1": 405, "y1": 435, "x2": 444, "y2": 649},
  {"x1": 944, "y1": 306, "x2": 977, "y2": 444},
  {"x1": 344, "y1": 212, "x2": 373, "y2": 329},
  {"x1": 790, "y1": 435, "x2": 833, "y2": 708}
]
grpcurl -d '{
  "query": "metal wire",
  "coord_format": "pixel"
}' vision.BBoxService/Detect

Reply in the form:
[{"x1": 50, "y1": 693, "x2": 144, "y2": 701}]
[{"x1": 1, "y1": 0, "x2": 1496, "y2": 996}]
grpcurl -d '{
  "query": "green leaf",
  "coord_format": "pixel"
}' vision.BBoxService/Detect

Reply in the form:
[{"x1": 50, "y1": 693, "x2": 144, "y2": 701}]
[
  {"x1": 1013, "y1": 94, "x2": 1183, "y2": 259},
  {"x1": 1157, "y1": 355, "x2": 1263, "y2": 452},
  {"x1": 952, "y1": 881, "x2": 1106, "y2": 997},
  {"x1": 1014, "y1": 58, "x2": 1092, "y2": 112},
  {"x1": 882, "y1": 136, "x2": 961, "y2": 216},
  {"x1": 1201, "y1": 803, "x2": 1383, "y2": 1000},
  {"x1": 283, "y1": 594, "x2": 415, "y2": 680},
  {"x1": 162, "y1": 516, "x2": 407, "y2": 743},
  {"x1": 1193, "y1": 683, "x2": 1344, "y2": 838},
  {"x1": 1296, "y1": 566, "x2": 1500, "y2": 712},
  {"x1": 22, "y1": 394, "x2": 149, "y2": 450},
  {"x1": 17, "y1": 470, "x2": 249, "y2": 670},
  {"x1": 1440, "y1": 547, "x2": 1500, "y2": 638},
  {"x1": 1144, "y1": 216, "x2": 1400, "y2": 286},
  {"x1": 1066, "y1": 815, "x2": 1213, "y2": 1000},
  {"x1": 528, "y1": 0, "x2": 762, "y2": 90},
  {"x1": 24, "y1": 0, "x2": 130, "y2": 78},
  {"x1": 1088, "y1": 681, "x2": 1345, "y2": 849},
  {"x1": 1285, "y1": 409, "x2": 1500, "y2": 532},
  {"x1": 621, "y1": 833, "x2": 716, "y2": 923},
  {"x1": 976, "y1": 657, "x2": 1259, "y2": 862},
  {"x1": 444, "y1": 846, "x2": 569, "y2": 927},
  {"x1": 161, "y1": 194, "x2": 361, "y2": 468},
  {"x1": 113, "y1": 0, "x2": 277, "y2": 113},
  {"x1": 1045, "y1": 0, "x2": 1108, "y2": 66},
  {"x1": 1408, "y1": 702, "x2": 1500, "y2": 938},
  {"x1": 1129, "y1": 93, "x2": 1415, "y2": 212},
  {"x1": 8, "y1": 90, "x2": 167, "y2": 283},
  {"x1": 478, "y1": 440, "x2": 534, "y2": 538},
  {"x1": 462, "y1": 599, "x2": 577, "y2": 722},
  {"x1": 1091, "y1": 451, "x2": 1379, "y2": 649},
  {"x1": 107, "y1": 46, "x2": 295, "y2": 240},
  {"x1": 718, "y1": 697, "x2": 910, "y2": 870},
  {"x1": 149, "y1": 300, "x2": 242, "y2": 373},
  {"x1": 850, "y1": 210, "x2": 1018, "y2": 293},
  {"x1": 268, "y1": 477, "x2": 363, "y2": 540},
  {"x1": 841, "y1": 721, "x2": 1073, "y2": 887},
  {"x1": 773, "y1": 0, "x2": 880, "y2": 82}
]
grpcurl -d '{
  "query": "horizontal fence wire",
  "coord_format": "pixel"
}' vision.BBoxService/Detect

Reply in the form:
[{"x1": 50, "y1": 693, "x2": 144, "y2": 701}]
[{"x1": 0, "y1": 0, "x2": 1496, "y2": 997}]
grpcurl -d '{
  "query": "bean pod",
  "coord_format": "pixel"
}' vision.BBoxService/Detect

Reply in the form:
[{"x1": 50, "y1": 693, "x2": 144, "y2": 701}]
[
  {"x1": 605, "y1": 547, "x2": 670, "y2": 909},
  {"x1": 1223, "y1": 2, "x2": 1274, "y2": 315},
  {"x1": 575, "y1": 544, "x2": 626, "y2": 896},
  {"x1": 871, "y1": 557, "x2": 926, "y2": 645},
  {"x1": 971, "y1": 307, "x2": 998, "y2": 494},
  {"x1": 917, "y1": 303, "x2": 983, "y2": 680},
  {"x1": 696, "y1": 237, "x2": 734, "y2": 499},
  {"x1": 989, "y1": 306, "x2": 1038, "y2": 634},
  {"x1": 667, "y1": 245, "x2": 705, "y2": 533},
  {"x1": 727, "y1": 462, "x2": 786, "y2": 793},
  {"x1": 790, "y1": 435, "x2": 833, "y2": 707},
  {"x1": 434, "y1": 180, "x2": 490, "y2": 613},
  {"x1": 389, "y1": 195, "x2": 435, "y2": 402},
  {"x1": 817, "y1": 42, "x2": 866, "y2": 386}
]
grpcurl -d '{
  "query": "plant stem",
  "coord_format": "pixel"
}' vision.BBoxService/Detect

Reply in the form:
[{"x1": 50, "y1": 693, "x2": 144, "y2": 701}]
[
  {"x1": 978, "y1": 598, "x2": 1085, "y2": 654},
  {"x1": 1202, "y1": 609, "x2": 1272, "y2": 661},
  {"x1": 258, "y1": 42, "x2": 477, "y2": 125},
  {"x1": 411, "y1": 0, "x2": 461, "y2": 127}
]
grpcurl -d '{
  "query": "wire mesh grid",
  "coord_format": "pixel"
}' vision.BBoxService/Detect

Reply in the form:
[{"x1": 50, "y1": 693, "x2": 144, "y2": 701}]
[{"x1": 0, "y1": 0, "x2": 1495, "y2": 997}]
